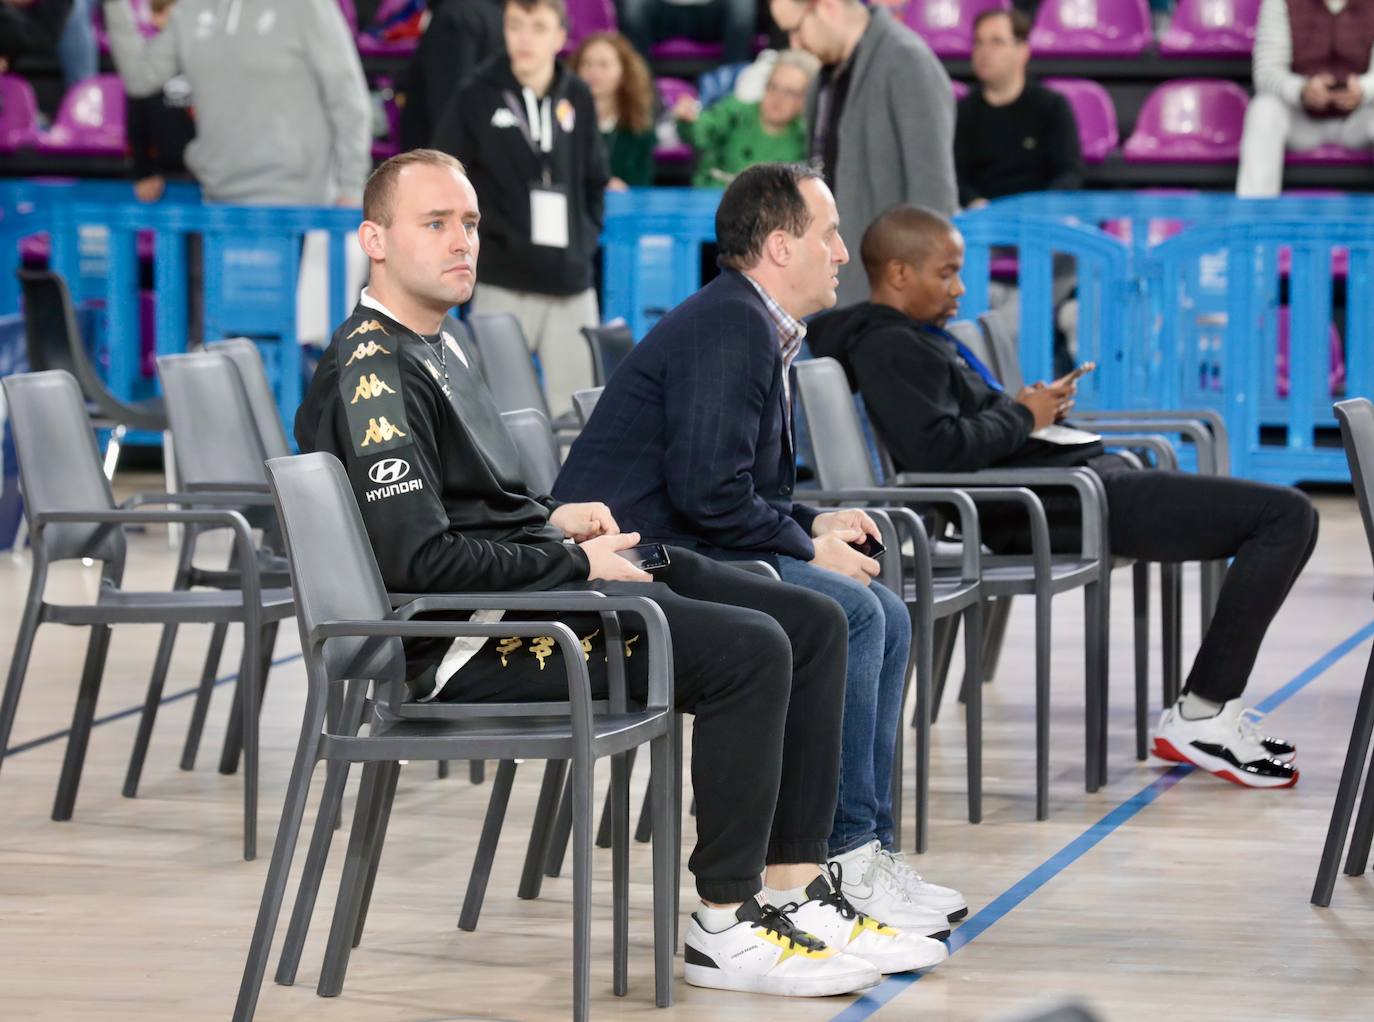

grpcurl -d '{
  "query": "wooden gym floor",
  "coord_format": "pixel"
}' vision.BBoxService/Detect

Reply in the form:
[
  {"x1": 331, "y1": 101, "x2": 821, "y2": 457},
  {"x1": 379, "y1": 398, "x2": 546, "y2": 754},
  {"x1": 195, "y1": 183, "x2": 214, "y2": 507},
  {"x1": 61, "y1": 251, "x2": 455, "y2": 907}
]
[{"x1": 0, "y1": 484, "x2": 1371, "y2": 1022}]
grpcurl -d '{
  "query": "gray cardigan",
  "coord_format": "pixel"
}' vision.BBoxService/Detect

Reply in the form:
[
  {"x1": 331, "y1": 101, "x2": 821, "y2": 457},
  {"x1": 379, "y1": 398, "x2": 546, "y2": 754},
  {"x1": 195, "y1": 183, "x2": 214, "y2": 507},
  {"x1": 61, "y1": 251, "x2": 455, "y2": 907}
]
[{"x1": 807, "y1": 8, "x2": 958, "y2": 306}]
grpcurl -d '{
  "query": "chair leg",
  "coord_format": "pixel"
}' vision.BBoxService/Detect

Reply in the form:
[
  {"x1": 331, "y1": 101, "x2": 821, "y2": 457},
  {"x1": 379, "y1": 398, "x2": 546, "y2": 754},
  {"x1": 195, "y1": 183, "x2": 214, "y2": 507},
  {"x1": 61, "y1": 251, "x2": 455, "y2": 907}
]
[
  {"x1": 981, "y1": 596, "x2": 1015, "y2": 683},
  {"x1": 963, "y1": 602, "x2": 984, "y2": 825},
  {"x1": 1342, "y1": 719, "x2": 1374, "y2": 878},
  {"x1": 570, "y1": 751, "x2": 594, "y2": 1022},
  {"x1": 220, "y1": 621, "x2": 277, "y2": 777},
  {"x1": 52, "y1": 625, "x2": 112, "y2": 821},
  {"x1": 672, "y1": 713, "x2": 684, "y2": 952},
  {"x1": 122, "y1": 622, "x2": 180, "y2": 799},
  {"x1": 925, "y1": 617, "x2": 958, "y2": 725},
  {"x1": 437, "y1": 760, "x2": 450, "y2": 779},
  {"x1": 231, "y1": 718, "x2": 324, "y2": 1022},
  {"x1": 1132, "y1": 562, "x2": 1150, "y2": 762},
  {"x1": 459, "y1": 759, "x2": 518, "y2": 932},
  {"x1": 1096, "y1": 577, "x2": 1112, "y2": 785},
  {"x1": 1314, "y1": 651, "x2": 1374, "y2": 902},
  {"x1": 239, "y1": 622, "x2": 264, "y2": 861},
  {"x1": 544, "y1": 772, "x2": 576, "y2": 878},
  {"x1": 1034, "y1": 590, "x2": 1052, "y2": 822},
  {"x1": 1161, "y1": 563, "x2": 1183, "y2": 708},
  {"x1": 596, "y1": 746, "x2": 636, "y2": 849},
  {"x1": 350, "y1": 761, "x2": 401, "y2": 949},
  {"x1": 634, "y1": 778, "x2": 654, "y2": 843},
  {"x1": 649, "y1": 731, "x2": 676, "y2": 1008},
  {"x1": 469, "y1": 759, "x2": 485, "y2": 784},
  {"x1": 611, "y1": 751, "x2": 630, "y2": 997},
  {"x1": 1200, "y1": 559, "x2": 1223, "y2": 634},
  {"x1": 318, "y1": 761, "x2": 387, "y2": 997},
  {"x1": 1083, "y1": 582, "x2": 1104, "y2": 795},
  {"x1": 518, "y1": 760, "x2": 568, "y2": 900},
  {"x1": 179, "y1": 622, "x2": 227, "y2": 771},
  {"x1": 0, "y1": 578, "x2": 44, "y2": 773},
  {"x1": 275, "y1": 680, "x2": 370, "y2": 986},
  {"x1": 913, "y1": 602, "x2": 934, "y2": 855}
]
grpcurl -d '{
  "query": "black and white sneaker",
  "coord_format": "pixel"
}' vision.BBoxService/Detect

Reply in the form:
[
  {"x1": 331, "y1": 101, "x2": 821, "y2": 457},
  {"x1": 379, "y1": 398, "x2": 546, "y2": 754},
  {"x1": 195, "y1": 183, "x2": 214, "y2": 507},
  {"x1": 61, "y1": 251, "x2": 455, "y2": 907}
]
[
  {"x1": 684, "y1": 897, "x2": 881, "y2": 997},
  {"x1": 1152, "y1": 699, "x2": 1298, "y2": 788}
]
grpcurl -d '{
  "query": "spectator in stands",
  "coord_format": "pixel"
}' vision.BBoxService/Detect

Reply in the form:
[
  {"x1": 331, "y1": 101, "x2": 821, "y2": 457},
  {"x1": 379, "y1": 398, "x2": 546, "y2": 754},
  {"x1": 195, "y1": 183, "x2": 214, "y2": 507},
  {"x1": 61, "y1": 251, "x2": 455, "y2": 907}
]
[
  {"x1": 400, "y1": 0, "x2": 503, "y2": 150},
  {"x1": 1, "y1": 0, "x2": 72, "y2": 70},
  {"x1": 434, "y1": 0, "x2": 605, "y2": 420},
  {"x1": 771, "y1": 0, "x2": 956, "y2": 305},
  {"x1": 555, "y1": 164, "x2": 968, "y2": 940},
  {"x1": 102, "y1": 0, "x2": 371, "y2": 206},
  {"x1": 299, "y1": 147, "x2": 939, "y2": 999},
  {"x1": 126, "y1": 0, "x2": 194, "y2": 204},
  {"x1": 955, "y1": 8, "x2": 1082, "y2": 208},
  {"x1": 618, "y1": 0, "x2": 759, "y2": 65},
  {"x1": 673, "y1": 47, "x2": 816, "y2": 186},
  {"x1": 808, "y1": 204, "x2": 1319, "y2": 790},
  {"x1": 1238, "y1": 0, "x2": 1374, "y2": 196},
  {"x1": 572, "y1": 30, "x2": 657, "y2": 189}
]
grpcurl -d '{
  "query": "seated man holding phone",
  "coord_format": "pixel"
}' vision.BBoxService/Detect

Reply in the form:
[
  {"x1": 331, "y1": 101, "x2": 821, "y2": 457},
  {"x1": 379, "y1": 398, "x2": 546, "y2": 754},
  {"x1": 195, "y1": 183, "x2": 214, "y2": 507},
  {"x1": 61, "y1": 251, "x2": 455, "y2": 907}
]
[
  {"x1": 808, "y1": 204, "x2": 1320, "y2": 790},
  {"x1": 556, "y1": 164, "x2": 967, "y2": 935}
]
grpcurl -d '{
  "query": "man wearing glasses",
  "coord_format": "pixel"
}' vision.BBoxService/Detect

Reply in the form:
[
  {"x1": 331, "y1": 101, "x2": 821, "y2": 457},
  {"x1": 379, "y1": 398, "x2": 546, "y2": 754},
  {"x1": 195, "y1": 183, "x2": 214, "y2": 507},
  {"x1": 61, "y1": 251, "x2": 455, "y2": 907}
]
[{"x1": 771, "y1": 0, "x2": 957, "y2": 306}]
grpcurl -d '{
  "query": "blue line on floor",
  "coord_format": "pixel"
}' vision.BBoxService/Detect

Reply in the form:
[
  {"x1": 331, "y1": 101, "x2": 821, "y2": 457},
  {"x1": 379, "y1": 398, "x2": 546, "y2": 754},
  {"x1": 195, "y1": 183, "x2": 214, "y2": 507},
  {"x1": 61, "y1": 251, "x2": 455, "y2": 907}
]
[
  {"x1": 829, "y1": 618, "x2": 1374, "y2": 1022},
  {"x1": 1, "y1": 652, "x2": 305, "y2": 758}
]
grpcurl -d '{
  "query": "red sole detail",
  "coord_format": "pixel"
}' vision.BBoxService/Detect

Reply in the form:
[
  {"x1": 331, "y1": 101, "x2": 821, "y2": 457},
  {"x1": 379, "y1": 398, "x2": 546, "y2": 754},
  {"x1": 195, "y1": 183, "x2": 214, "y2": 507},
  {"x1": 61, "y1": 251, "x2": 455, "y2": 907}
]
[
  {"x1": 1151, "y1": 738, "x2": 1184, "y2": 762},
  {"x1": 1154, "y1": 738, "x2": 1298, "y2": 788}
]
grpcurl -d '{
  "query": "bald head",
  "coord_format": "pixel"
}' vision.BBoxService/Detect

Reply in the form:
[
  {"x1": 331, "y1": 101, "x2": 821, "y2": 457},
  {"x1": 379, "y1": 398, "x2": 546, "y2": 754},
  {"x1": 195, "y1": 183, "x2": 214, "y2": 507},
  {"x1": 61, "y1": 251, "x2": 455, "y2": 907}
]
[
  {"x1": 859, "y1": 205, "x2": 956, "y2": 286},
  {"x1": 861, "y1": 205, "x2": 967, "y2": 325}
]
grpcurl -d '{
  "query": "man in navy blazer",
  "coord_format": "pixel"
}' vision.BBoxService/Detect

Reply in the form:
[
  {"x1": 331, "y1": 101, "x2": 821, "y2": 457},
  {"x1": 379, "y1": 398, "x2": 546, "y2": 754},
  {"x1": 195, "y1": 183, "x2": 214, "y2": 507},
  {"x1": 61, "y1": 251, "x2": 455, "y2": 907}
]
[{"x1": 556, "y1": 163, "x2": 967, "y2": 933}]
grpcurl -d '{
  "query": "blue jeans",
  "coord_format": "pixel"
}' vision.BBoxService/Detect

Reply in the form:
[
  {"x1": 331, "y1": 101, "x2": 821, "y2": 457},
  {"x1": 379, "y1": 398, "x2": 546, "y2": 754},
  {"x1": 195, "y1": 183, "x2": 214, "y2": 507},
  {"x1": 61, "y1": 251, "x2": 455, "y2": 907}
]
[
  {"x1": 777, "y1": 556, "x2": 911, "y2": 855},
  {"x1": 58, "y1": 0, "x2": 98, "y2": 88}
]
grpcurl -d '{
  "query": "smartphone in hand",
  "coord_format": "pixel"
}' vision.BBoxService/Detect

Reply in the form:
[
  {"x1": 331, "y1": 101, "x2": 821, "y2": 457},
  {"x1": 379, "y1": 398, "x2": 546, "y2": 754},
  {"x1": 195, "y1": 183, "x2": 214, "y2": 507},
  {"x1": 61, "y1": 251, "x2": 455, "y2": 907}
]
[
  {"x1": 615, "y1": 543, "x2": 672, "y2": 572},
  {"x1": 851, "y1": 535, "x2": 886, "y2": 559}
]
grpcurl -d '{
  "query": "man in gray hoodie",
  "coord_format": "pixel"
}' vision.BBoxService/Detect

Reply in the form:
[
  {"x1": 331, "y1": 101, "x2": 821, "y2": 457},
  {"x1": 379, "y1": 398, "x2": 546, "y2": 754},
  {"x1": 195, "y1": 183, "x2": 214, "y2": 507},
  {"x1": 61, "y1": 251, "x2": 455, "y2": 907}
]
[
  {"x1": 771, "y1": 0, "x2": 957, "y2": 306},
  {"x1": 103, "y1": 0, "x2": 371, "y2": 206}
]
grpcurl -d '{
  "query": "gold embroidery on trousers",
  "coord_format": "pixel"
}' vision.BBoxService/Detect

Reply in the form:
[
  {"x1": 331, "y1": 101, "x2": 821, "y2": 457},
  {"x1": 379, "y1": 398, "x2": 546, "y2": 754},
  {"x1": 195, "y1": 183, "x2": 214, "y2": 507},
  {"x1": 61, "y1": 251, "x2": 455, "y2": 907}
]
[
  {"x1": 345, "y1": 339, "x2": 391, "y2": 365},
  {"x1": 530, "y1": 636, "x2": 556, "y2": 670},
  {"x1": 580, "y1": 629, "x2": 601, "y2": 662},
  {"x1": 496, "y1": 637, "x2": 523, "y2": 667},
  {"x1": 624, "y1": 635, "x2": 640, "y2": 658},
  {"x1": 350, "y1": 373, "x2": 396, "y2": 404},
  {"x1": 359, "y1": 416, "x2": 406, "y2": 447}
]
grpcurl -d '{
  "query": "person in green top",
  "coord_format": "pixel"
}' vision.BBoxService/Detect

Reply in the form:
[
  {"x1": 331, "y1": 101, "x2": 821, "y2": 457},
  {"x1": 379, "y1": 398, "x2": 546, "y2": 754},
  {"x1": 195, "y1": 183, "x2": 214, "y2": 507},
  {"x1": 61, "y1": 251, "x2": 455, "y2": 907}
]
[
  {"x1": 673, "y1": 49, "x2": 819, "y2": 188},
  {"x1": 572, "y1": 31, "x2": 658, "y2": 189}
]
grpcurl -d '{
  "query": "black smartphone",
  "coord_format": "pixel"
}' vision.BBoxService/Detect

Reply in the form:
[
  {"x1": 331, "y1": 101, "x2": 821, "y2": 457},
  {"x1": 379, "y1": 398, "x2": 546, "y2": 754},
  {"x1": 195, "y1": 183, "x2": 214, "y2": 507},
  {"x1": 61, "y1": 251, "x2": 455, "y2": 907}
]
[
  {"x1": 616, "y1": 542, "x2": 672, "y2": 572},
  {"x1": 852, "y1": 535, "x2": 886, "y2": 559}
]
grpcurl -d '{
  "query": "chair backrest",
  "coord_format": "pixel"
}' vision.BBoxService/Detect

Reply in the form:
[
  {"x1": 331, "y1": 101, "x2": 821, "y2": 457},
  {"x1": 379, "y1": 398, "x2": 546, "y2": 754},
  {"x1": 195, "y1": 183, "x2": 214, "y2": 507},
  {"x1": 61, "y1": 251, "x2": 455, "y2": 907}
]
[
  {"x1": 580, "y1": 321, "x2": 634, "y2": 386},
  {"x1": 564, "y1": 0, "x2": 618, "y2": 49},
  {"x1": 1044, "y1": 77, "x2": 1120, "y2": 162},
  {"x1": 39, "y1": 74, "x2": 126, "y2": 153},
  {"x1": 500, "y1": 408, "x2": 562, "y2": 497},
  {"x1": 952, "y1": 78, "x2": 969, "y2": 101},
  {"x1": 266, "y1": 452, "x2": 406, "y2": 689},
  {"x1": 793, "y1": 358, "x2": 883, "y2": 490},
  {"x1": 1335, "y1": 399, "x2": 1374, "y2": 577},
  {"x1": 1, "y1": 370, "x2": 123, "y2": 564},
  {"x1": 17, "y1": 268, "x2": 166, "y2": 431},
  {"x1": 572, "y1": 386, "x2": 604, "y2": 426},
  {"x1": 977, "y1": 307, "x2": 1026, "y2": 392},
  {"x1": 157, "y1": 352, "x2": 270, "y2": 489},
  {"x1": 466, "y1": 313, "x2": 552, "y2": 418},
  {"x1": 945, "y1": 316, "x2": 1001, "y2": 376},
  {"x1": 0, "y1": 74, "x2": 40, "y2": 152},
  {"x1": 1159, "y1": 0, "x2": 1260, "y2": 55},
  {"x1": 207, "y1": 338, "x2": 292, "y2": 459},
  {"x1": 1123, "y1": 79, "x2": 1248, "y2": 161},
  {"x1": 905, "y1": 0, "x2": 1010, "y2": 56},
  {"x1": 1030, "y1": 0, "x2": 1152, "y2": 55}
]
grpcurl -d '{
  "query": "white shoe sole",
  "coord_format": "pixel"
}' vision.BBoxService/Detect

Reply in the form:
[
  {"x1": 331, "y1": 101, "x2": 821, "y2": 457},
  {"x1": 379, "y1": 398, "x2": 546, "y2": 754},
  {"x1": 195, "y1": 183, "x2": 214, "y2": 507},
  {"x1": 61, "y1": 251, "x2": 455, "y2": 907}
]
[
  {"x1": 684, "y1": 962, "x2": 881, "y2": 997},
  {"x1": 847, "y1": 939, "x2": 949, "y2": 974}
]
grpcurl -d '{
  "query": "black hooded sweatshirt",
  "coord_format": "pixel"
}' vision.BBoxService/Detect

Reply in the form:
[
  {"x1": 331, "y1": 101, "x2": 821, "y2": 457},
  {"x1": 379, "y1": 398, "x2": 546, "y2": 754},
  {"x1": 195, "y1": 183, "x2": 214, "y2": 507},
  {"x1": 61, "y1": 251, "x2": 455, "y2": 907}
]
[{"x1": 431, "y1": 55, "x2": 607, "y2": 296}]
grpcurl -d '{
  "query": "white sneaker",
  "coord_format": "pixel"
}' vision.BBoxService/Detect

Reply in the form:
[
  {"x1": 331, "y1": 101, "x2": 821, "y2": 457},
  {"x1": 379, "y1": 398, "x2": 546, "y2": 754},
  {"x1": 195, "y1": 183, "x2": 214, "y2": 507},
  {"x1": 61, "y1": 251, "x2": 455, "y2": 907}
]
[
  {"x1": 876, "y1": 848, "x2": 969, "y2": 922},
  {"x1": 1152, "y1": 699, "x2": 1298, "y2": 788},
  {"x1": 780, "y1": 865, "x2": 949, "y2": 974},
  {"x1": 831, "y1": 840, "x2": 952, "y2": 939},
  {"x1": 684, "y1": 897, "x2": 881, "y2": 997}
]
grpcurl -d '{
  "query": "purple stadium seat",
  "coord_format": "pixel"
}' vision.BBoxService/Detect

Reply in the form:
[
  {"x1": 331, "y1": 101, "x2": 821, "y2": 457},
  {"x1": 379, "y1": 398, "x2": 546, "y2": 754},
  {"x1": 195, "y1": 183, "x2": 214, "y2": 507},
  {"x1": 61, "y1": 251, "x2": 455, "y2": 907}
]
[
  {"x1": 563, "y1": 0, "x2": 617, "y2": 52},
  {"x1": 36, "y1": 75, "x2": 127, "y2": 157},
  {"x1": 1030, "y1": 0, "x2": 1152, "y2": 56},
  {"x1": 1122, "y1": 79, "x2": 1247, "y2": 163},
  {"x1": 654, "y1": 77, "x2": 697, "y2": 163},
  {"x1": 1044, "y1": 77, "x2": 1119, "y2": 162},
  {"x1": 0, "y1": 74, "x2": 40, "y2": 153},
  {"x1": 952, "y1": 78, "x2": 969, "y2": 100},
  {"x1": 1285, "y1": 144, "x2": 1374, "y2": 167},
  {"x1": 1158, "y1": 0, "x2": 1259, "y2": 56},
  {"x1": 904, "y1": 0, "x2": 1010, "y2": 58}
]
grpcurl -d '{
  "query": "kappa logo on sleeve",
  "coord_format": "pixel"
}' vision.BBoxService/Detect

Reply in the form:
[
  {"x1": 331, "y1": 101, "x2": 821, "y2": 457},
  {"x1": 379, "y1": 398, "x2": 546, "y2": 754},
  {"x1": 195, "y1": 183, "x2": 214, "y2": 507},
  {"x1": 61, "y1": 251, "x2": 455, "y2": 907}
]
[
  {"x1": 345, "y1": 339, "x2": 392, "y2": 366},
  {"x1": 347, "y1": 319, "x2": 389, "y2": 340},
  {"x1": 359, "y1": 416, "x2": 407, "y2": 448},
  {"x1": 364, "y1": 457, "x2": 424, "y2": 502},
  {"x1": 350, "y1": 372, "x2": 397, "y2": 404}
]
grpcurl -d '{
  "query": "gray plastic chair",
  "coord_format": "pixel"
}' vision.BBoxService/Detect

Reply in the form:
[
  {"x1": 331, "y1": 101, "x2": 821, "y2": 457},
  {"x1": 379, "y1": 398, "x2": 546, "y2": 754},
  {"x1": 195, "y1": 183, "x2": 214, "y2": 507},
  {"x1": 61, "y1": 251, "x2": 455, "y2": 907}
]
[
  {"x1": 0, "y1": 370, "x2": 294, "y2": 860},
  {"x1": 500, "y1": 407, "x2": 562, "y2": 496},
  {"x1": 1313, "y1": 397, "x2": 1374, "y2": 907},
  {"x1": 466, "y1": 312, "x2": 552, "y2": 416},
  {"x1": 145, "y1": 351, "x2": 293, "y2": 789},
  {"x1": 206, "y1": 338, "x2": 293, "y2": 459},
  {"x1": 572, "y1": 386, "x2": 604, "y2": 427},
  {"x1": 232, "y1": 452, "x2": 677, "y2": 1022},
  {"x1": 581, "y1": 321, "x2": 634, "y2": 386},
  {"x1": 795, "y1": 356, "x2": 1110, "y2": 821}
]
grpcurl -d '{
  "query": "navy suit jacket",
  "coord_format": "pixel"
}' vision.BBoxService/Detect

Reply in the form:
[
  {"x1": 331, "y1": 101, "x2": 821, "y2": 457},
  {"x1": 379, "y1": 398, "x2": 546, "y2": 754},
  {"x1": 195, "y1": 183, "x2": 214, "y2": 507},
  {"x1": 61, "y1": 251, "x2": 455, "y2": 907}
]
[{"x1": 553, "y1": 270, "x2": 819, "y2": 566}]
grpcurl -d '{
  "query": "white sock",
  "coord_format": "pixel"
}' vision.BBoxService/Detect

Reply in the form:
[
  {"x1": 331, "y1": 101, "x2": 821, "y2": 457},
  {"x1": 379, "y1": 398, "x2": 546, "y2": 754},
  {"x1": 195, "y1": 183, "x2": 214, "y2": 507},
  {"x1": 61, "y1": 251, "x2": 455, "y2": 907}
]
[
  {"x1": 696, "y1": 901, "x2": 742, "y2": 933},
  {"x1": 762, "y1": 884, "x2": 810, "y2": 906},
  {"x1": 1179, "y1": 691, "x2": 1224, "y2": 720}
]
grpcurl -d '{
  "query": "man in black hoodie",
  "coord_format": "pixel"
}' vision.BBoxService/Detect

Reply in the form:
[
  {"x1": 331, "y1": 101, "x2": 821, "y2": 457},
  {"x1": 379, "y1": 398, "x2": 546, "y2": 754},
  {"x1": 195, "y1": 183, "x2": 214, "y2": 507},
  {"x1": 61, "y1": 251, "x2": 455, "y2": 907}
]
[
  {"x1": 432, "y1": 0, "x2": 605, "y2": 420},
  {"x1": 807, "y1": 204, "x2": 1321, "y2": 792},
  {"x1": 400, "y1": 0, "x2": 503, "y2": 150}
]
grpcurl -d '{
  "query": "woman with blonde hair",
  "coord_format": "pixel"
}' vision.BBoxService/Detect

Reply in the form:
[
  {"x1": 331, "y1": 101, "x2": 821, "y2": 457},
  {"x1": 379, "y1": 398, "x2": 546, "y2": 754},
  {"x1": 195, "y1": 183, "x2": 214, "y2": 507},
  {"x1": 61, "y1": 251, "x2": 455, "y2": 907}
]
[{"x1": 572, "y1": 31, "x2": 657, "y2": 189}]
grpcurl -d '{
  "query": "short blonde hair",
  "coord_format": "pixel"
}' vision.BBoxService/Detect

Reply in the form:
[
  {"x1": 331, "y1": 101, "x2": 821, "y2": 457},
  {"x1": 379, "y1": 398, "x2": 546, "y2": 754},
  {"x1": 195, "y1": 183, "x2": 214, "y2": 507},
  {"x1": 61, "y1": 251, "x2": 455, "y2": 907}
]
[
  {"x1": 363, "y1": 149, "x2": 468, "y2": 227},
  {"x1": 772, "y1": 48, "x2": 821, "y2": 81}
]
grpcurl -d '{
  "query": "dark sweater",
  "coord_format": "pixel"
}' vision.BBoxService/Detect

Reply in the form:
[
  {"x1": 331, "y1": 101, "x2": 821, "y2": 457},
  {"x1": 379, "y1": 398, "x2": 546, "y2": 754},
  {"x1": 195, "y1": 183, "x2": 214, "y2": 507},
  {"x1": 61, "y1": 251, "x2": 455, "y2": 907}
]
[
  {"x1": 432, "y1": 56, "x2": 608, "y2": 296},
  {"x1": 954, "y1": 81, "x2": 1083, "y2": 206},
  {"x1": 602, "y1": 125, "x2": 656, "y2": 186},
  {"x1": 295, "y1": 301, "x2": 590, "y2": 669},
  {"x1": 399, "y1": 0, "x2": 503, "y2": 150},
  {"x1": 127, "y1": 78, "x2": 195, "y2": 180}
]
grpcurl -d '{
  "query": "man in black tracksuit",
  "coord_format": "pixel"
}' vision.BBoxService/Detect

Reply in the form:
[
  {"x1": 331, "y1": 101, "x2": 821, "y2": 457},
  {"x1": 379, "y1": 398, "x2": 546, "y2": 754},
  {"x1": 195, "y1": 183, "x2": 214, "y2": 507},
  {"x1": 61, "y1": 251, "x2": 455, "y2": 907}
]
[
  {"x1": 807, "y1": 204, "x2": 1320, "y2": 790},
  {"x1": 399, "y1": 0, "x2": 503, "y2": 150},
  {"x1": 431, "y1": 0, "x2": 606, "y2": 420},
  {"x1": 292, "y1": 149, "x2": 925, "y2": 998}
]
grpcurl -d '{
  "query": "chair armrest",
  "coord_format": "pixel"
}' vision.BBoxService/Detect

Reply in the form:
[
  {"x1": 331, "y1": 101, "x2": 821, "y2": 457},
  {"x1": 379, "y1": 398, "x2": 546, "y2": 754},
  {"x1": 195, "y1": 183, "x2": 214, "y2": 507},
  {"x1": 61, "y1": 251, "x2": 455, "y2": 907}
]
[
  {"x1": 731, "y1": 560, "x2": 781, "y2": 581},
  {"x1": 1098, "y1": 433, "x2": 1180, "y2": 471},
  {"x1": 1073, "y1": 413, "x2": 1223, "y2": 474},
  {"x1": 122, "y1": 489, "x2": 277, "y2": 509},
  {"x1": 183, "y1": 480, "x2": 274, "y2": 494}
]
